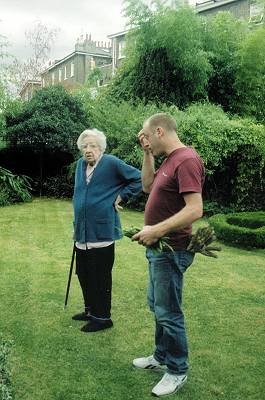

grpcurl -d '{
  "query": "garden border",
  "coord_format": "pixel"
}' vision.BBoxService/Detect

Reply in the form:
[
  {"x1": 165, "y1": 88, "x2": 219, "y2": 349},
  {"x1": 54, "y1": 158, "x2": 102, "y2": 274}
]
[{"x1": 209, "y1": 211, "x2": 265, "y2": 248}]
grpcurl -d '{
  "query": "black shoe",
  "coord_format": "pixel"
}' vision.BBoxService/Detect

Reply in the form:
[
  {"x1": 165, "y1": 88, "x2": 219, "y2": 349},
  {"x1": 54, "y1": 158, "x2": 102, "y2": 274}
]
[
  {"x1": 80, "y1": 320, "x2": 113, "y2": 333},
  {"x1": 72, "y1": 312, "x2": 91, "y2": 321}
]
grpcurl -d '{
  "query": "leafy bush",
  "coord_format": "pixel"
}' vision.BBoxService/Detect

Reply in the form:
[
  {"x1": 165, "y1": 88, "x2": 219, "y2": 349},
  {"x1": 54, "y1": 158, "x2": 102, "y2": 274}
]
[
  {"x1": 209, "y1": 212, "x2": 265, "y2": 248},
  {"x1": 0, "y1": 335, "x2": 13, "y2": 400},
  {"x1": 42, "y1": 161, "x2": 76, "y2": 199},
  {"x1": 108, "y1": 5, "x2": 211, "y2": 107},
  {"x1": 42, "y1": 174, "x2": 74, "y2": 199},
  {"x1": 234, "y1": 26, "x2": 265, "y2": 123},
  {"x1": 78, "y1": 94, "x2": 265, "y2": 210},
  {"x1": 204, "y1": 12, "x2": 247, "y2": 112},
  {"x1": 203, "y1": 200, "x2": 235, "y2": 217},
  {"x1": 0, "y1": 166, "x2": 32, "y2": 206},
  {"x1": 4, "y1": 86, "x2": 88, "y2": 195}
]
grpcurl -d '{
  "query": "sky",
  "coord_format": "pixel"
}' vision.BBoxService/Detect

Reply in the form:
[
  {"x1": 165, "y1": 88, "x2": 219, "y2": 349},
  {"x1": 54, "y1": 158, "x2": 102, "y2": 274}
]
[{"x1": 0, "y1": 0, "x2": 128, "y2": 62}]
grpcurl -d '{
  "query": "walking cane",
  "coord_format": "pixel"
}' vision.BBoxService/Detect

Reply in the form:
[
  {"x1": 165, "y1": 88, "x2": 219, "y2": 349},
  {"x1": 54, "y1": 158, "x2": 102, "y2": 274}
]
[{"x1": 64, "y1": 242, "x2": 76, "y2": 309}]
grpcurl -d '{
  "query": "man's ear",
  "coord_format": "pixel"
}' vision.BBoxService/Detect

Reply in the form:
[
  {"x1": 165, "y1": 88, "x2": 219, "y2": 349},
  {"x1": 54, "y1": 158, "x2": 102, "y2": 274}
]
[{"x1": 156, "y1": 127, "x2": 164, "y2": 138}]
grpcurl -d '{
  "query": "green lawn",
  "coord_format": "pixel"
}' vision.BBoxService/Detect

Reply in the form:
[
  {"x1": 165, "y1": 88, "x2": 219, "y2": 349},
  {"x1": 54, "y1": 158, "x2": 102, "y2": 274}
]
[{"x1": 0, "y1": 199, "x2": 264, "y2": 400}]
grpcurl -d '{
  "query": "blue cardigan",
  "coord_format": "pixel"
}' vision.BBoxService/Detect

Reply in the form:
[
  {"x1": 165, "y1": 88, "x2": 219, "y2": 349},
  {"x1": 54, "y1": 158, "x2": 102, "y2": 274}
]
[{"x1": 73, "y1": 154, "x2": 142, "y2": 243}]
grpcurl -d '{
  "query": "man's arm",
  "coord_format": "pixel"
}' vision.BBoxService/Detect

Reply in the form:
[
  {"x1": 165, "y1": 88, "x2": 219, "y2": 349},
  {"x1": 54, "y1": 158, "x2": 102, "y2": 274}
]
[
  {"x1": 132, "y1": 192, "x2": 203, "y2": 246},
  {"x1": 138, "y1": 130, "x2": 155, "y2": 193},
  {"x1": 141, "y1": 150, "x2": 155, "y2": 193}
]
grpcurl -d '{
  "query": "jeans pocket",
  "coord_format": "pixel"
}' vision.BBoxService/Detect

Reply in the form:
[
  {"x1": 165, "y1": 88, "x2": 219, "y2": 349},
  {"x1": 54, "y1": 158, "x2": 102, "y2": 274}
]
[{"x1": 174, "y1": 251, "x2": 194, "y2": 273}]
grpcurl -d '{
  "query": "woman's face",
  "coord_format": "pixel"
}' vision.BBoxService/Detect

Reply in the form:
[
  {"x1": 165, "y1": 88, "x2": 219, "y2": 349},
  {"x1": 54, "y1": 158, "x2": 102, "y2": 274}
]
[{"x1": 81, "y1": 136, "x2": 102, "y2": 166}]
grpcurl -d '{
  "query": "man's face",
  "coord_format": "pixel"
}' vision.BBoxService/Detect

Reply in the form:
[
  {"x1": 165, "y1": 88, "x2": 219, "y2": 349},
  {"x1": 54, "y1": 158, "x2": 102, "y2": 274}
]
[
  {"x1": 142, "y1": 122, "x2": 161, "y2": 156},
  {"x1": 81, "y1": 136, "x2": 102, "y2": 166}
]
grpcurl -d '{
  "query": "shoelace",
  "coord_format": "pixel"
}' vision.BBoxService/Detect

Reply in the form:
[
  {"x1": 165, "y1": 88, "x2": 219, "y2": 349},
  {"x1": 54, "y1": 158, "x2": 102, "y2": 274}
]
[{"x1": 161, "y1": 373, "x2": 182, "y2": 385}]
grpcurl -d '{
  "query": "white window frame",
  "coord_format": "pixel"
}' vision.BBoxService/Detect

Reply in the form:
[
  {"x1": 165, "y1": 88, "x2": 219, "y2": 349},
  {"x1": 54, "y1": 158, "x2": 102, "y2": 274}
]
[
  {"x1": 64, "y1": 65, "x2": 67, "y2": 80},
  {"x1": 52, "y1": 72, "x2": 55, "y2": 85},
  {"x1": 70, "y1": 62, "x2": 75, "y2": 77},
  {"x1": 59, "y1": 69, "x2": 62, "y2": 82},
  {"x1": 118, "y1": 39, "x2": 125, "y2": 59}
]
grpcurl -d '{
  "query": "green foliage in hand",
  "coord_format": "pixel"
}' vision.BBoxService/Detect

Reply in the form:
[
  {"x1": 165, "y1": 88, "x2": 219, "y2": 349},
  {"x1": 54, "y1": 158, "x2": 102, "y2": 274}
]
[
  {"x1": 187, "y1": 226, "x2": 221, "y2": 258},
  {"x1": 123, "y1": 226, "x2": 174, "y2": 253}
]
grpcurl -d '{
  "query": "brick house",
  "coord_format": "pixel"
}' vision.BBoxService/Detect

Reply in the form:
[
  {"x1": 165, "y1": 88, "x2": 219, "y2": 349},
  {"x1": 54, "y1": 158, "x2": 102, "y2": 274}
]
[
  {"x1": 196, "y1": 0, "x2": 250, "y2": 18},
  {"x1": 40, "y1": 34, "x2": 112, "y2": 90}
]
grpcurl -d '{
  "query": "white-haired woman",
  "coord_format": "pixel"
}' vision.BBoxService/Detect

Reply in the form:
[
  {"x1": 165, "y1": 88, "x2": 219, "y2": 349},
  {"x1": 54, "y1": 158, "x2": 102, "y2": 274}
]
[{"x1": 72, "y1": 128, "x2": 142, "y2": 332}]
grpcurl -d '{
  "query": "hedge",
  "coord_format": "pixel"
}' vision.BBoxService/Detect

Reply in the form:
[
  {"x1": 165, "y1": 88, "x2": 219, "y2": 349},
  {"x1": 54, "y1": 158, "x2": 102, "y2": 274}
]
[
  {"x1": 0, "y1": 335, "x2": 13, "y2": 400},
  {"x1": 209, "y1": 211, "x2": 265, "y2": 248}
]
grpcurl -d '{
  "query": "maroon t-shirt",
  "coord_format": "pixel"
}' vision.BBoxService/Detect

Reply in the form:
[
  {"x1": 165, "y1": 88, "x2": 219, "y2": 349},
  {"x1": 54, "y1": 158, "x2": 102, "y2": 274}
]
[{"x1": 144, "y1": 147, "x2": 205, "y2": 250}]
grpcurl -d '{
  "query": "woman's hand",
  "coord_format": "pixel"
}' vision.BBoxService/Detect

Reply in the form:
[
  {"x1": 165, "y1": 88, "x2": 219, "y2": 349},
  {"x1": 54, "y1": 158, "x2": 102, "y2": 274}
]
[{"x1": 114, "y1": 195, "x2": 123, "y2": 212}]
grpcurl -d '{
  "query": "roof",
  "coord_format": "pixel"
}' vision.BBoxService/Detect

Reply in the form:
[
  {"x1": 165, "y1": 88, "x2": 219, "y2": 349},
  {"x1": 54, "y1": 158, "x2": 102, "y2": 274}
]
[
  {"x1": 41, "y1": 50, "x2": 112, "y2": 74},
  {"x1": 107, "y1": 29, "x2": 128, "y2": 39},
  {"x1": 196, "y1": 0, "x2": 244, "y2": 13},
  {"x1": 19, "y1": 80, "x2": 42, "y2": 95}
]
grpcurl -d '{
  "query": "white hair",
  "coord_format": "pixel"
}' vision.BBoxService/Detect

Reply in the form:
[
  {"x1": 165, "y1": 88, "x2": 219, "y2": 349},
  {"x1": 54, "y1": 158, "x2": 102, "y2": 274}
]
[{"x1": 77, "y1": 128, "x2": 107, "y2": 152}]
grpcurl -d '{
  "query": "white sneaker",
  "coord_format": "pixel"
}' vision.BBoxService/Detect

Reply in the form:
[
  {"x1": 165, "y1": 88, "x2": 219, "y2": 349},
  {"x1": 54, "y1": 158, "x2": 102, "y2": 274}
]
[
  {"x1": 133, "y1": 355, "x2": 166, "y2": 371},
  {"x1": 151, "y1": 372, "x2": 187, "y2": 397}
]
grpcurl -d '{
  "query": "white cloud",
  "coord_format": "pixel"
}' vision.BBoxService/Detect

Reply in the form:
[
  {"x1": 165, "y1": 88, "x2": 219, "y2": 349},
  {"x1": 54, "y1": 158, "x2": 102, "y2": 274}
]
[{"x1": 0, "y1": 0, "x2": 127, "y2": 61}]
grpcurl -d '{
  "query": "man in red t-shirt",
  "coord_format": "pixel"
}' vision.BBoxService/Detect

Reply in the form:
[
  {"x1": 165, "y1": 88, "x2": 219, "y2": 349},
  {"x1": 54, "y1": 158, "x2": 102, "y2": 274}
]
[{"x1": 132, "y1": 113, "x2": 205, "y2": 397}]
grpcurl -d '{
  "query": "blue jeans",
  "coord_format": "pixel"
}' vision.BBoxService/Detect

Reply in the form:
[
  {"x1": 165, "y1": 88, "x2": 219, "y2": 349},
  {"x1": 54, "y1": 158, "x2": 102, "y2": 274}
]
[{"x1": 146, "y1": 248, "x2": 194, "y2": 375}]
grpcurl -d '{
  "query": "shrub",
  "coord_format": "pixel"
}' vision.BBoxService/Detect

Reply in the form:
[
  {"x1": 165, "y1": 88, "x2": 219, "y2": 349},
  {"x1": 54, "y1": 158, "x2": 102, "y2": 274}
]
[
  {"x1": 209, "y1": 211, "x2": 265, "y2": 248},
  {"x1": 42, "y1": 174, "x2": 74, "y2": 199},
  {"x1": 203, "y1": 200, "x2": 235, "y2": 217},
  {"x1": 0, "y1": 334, "x2": 13, "y2": 400},
  {"x1": 79, "y1": 96, "x2": 265, "y2": 210},
  {"x1": 0, "y1": 166, "x2": 32, "y2": 206},
  {"x1": 42, "y1": 161, "x2": 76, "y2": 199}
]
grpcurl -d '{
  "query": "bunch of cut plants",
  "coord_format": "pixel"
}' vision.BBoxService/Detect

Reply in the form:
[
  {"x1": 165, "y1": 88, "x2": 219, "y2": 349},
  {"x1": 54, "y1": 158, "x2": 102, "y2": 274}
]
[{"x1": 123, "y1": 226, "x2": 221, "y2": 258}]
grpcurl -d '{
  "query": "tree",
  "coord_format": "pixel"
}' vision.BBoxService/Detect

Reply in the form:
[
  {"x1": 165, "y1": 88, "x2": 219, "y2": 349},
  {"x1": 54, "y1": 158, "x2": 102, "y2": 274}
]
[
  {"x1": 86, "y1": 67, "x2": 103, "y2": 87},
  {"x1": 234, "y1": 26, "x2": 265, "y2": 122},
  {"x1": 5, "y1": 86, "x2": 89, "y2": 194},
  {"x1": 204, "y1": 12, "x2": 248, "y2": 111},
  {"x1": 5, "y1": 21, "x2": 58, "y2": 93},
  {"x1": 108, "y1": 3, "x2": 211, "y2": 107}
]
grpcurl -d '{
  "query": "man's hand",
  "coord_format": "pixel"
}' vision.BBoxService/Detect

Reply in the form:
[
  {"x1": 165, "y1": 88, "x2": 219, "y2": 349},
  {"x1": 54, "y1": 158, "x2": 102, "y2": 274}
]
[
  {"x1": 132, "y1": 225, "x2": 161, "y2": 247},
  {"x1": 138, "y1": 129, "x2": 150, "y2": 153},
  {"x1": 114, "y1": 195, "x2": 123, "y2": 212}
]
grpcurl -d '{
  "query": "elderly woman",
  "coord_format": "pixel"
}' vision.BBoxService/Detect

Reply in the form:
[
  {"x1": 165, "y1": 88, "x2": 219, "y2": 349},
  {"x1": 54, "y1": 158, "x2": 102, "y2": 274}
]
[{"x1": 72, "y1": 128, "x2": 142, "y2": 333}]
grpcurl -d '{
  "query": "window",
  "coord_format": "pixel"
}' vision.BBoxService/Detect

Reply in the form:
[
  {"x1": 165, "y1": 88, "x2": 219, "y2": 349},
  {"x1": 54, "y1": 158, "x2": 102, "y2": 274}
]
[
  {"x1": 71, "y1": 62, "x2": 75, "y2": 77},
  {"x1": 64, "y1": 65, "x2": 67, "y2": 80},
  {"x1": 52, "y1": 72, "x2": 55, "y2": 85},
  {"x1": 90, "y1": 58, "x2": 96, "y2": 70},
  {"x1": 59, "y1": 69, "x2": 62, "y2": 82},
  {"x1": 118, "y1": 40, "x2": 125, "y2": 59},
  {"x1": 42, "y1": 78, "x2": 45, "y2": 87}
]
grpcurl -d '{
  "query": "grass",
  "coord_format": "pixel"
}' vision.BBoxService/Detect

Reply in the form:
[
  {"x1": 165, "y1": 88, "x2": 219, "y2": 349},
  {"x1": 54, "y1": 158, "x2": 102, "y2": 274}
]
[{"x1": 0, "y1": 198, "x2": 264, "y2": 400}]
